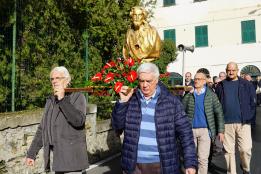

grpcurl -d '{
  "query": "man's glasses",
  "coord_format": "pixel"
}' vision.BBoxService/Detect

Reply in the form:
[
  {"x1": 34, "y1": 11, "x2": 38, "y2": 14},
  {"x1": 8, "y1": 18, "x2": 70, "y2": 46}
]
[
  {"x1": 50, "y1": 77, "x2": 65, "y2": 81},
  {"x1": 194, "y1": 78, "x2": 205, "y2": 81}
]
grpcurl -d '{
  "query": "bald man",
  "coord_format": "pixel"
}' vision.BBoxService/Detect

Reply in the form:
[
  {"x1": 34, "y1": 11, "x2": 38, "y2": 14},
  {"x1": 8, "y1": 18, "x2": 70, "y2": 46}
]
[{"x1": 215, "y1": 62, "x2": 256, "y2": 174}]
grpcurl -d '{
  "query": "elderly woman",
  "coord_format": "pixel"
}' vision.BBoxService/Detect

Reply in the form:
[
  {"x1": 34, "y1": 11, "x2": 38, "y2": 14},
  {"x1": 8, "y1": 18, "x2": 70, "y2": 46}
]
[{"x1": 26, "y1": 66, "x2": 89, "y2": 174}]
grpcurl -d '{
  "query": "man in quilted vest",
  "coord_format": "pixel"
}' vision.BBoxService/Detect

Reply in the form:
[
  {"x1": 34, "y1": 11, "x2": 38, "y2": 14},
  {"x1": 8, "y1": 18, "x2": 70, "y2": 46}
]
[
  {"x1": 182, "y1": 72, "x2": 224, "y2": 174},
  {"x1": 112, "y1": 62, "x2": 197, "y2": 174}
]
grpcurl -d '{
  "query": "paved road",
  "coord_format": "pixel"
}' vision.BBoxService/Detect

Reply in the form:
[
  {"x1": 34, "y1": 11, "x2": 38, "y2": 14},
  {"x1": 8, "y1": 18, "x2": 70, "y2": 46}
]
[{"x1": 88, "y1": 106, "x2": 261, "y2": 174}]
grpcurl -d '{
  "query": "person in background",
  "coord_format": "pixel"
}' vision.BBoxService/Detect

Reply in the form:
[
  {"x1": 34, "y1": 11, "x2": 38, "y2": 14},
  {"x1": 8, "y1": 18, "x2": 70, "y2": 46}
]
[
  {"x1": 185, "y1": 72, "x2": 194, "y2": 86},
  {"x1": 244, "y1": 73, "x2": 257, "y2": 127},
  {"x1": 184, "y1": 72, "x2": 194, "y2": 95},
  {"x1": 218, "y1": 71, "x2": 226, "y2": 81},
  {"x1": 183, "y1": 72, "x2": 224, "y2": 174},
  {"x1": 215, "y1": 62, "x2": 256, "y2": 174},
  {"x1": 244, "y1": 74, "x2": 258, "y2": 90},
  {"x1": 26, "y1": 66, "x2": 89, "y2": 174},
  {"x1": 112, "y1": 62, "x2": 197, "y2": 174},
  {"x1": 213, "y1": 76, "x2": 221, "y2": 91},
  {"x1": 240, "y1": 73, "x2": 245, "y2": 79},
  {"x1": 210, "y1": 76, "x2": 224, "y2": 158},
  {"x1": 256, "y1": 75, "x2": 261, "y2": 106}
]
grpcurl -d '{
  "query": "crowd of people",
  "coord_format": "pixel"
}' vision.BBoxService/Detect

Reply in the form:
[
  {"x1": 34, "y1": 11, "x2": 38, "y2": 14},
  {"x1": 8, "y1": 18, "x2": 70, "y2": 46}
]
[
  {"x1": 183, "y1": 62, "x2": 258, "y2": 174},
  {"x1": 111, "y1": 61, "x2": 257, "y2": 174},
  {"x1": 24, "y1": 61, "x2": 258, "y2": 174}
]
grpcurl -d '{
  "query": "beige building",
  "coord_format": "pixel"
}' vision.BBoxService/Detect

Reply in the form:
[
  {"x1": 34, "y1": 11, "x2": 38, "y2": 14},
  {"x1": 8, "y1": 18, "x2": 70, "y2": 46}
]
[{"x1": 150, "y1": 0, "x2": 261, "y2": 79}]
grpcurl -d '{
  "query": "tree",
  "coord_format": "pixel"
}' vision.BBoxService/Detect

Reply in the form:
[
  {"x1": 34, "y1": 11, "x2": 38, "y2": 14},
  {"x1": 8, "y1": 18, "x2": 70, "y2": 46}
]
[
  {"x1": 1, "y1": 0, "x2": 157, "y2": 111},
  {"x1": 16, "y1": 0, "x2": 87, "y2": 109},
  {"x1": 154, "y1": 40, "x2": 177, "y2": 74},
  {"x1": 0, "y1": 0, "x2": 14, "y2": 112}
]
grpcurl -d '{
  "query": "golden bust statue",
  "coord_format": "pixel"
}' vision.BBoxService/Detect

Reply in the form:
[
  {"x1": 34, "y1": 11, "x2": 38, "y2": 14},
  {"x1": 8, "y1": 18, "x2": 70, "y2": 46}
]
[{"x1": 123, "y1": 6, "x2": 161, "y2": 62}]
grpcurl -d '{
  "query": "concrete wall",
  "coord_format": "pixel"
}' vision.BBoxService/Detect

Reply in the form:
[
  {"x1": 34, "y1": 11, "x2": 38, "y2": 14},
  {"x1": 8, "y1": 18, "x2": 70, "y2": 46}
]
[{"x1": 0, "y1": 104, "x2": 121, "y2": 174}]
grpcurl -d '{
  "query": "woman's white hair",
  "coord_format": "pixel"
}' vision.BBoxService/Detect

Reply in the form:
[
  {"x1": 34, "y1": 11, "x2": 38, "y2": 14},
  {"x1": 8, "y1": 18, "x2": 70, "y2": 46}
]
[
  {"x1": 137, "y1": 63, "x2": 160, "y2": 79},
  {"x1": 50, "y1": 66, "x2": 71, "y2": 83}
]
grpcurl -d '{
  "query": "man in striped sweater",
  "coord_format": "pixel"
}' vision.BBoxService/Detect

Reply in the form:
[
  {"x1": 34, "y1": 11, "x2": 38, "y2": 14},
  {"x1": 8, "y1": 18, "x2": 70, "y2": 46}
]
[
  {"x1": 182, "y1": 72, "x2": 225, "y2": 174},
  {"x1": 112, "y1": 63, "x2": 197, "y2": 174}
]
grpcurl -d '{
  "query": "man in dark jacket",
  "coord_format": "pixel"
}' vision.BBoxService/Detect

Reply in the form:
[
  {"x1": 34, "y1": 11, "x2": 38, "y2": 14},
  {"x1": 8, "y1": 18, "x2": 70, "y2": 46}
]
[
  {"x1": 183, "y1": 72, "x2": 224, "y2": 174},
  {"x1": 184, "y1": 72, "x2": 194, "y2": 95},
  {"x1": 112, "y1": 62, "x2": 197, "y2": 174},
  {"x1": 215, "y1": 62, "x2": 256, "y2": 174},
  {"x1": 25, "y1": 66, "x2": 89, "y2": 174}
]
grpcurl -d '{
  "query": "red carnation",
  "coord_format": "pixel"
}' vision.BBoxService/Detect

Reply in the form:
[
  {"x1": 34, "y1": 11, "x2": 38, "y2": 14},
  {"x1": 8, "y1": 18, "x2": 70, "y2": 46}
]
[
  {"x1": 104, "y1": 72, "x2": 114, "y2": 83},
  {"x1": 103, "y1": 64, "x2": 110, "y2": 69},
  {"x1": 125, "y1": 57, "x2": 135, "y2": 67},
  {"x1": 106, "y1": 61, "x2": 116, "y2": 68},
  {"x1": 114, "y1": 82, "x2": 123, "y2": 93},
  {"x1": 91, "y1": 72, "x2": 102, "y2": 81},
  {"x1": 126, "y1": 70, "x2": 138, "y2": 82}
]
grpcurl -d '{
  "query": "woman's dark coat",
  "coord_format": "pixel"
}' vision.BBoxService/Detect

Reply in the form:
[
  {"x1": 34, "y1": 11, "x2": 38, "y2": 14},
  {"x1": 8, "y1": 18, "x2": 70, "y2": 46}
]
[{"x1": 27, "y1": 92, "x2": 89, "y2": 172}]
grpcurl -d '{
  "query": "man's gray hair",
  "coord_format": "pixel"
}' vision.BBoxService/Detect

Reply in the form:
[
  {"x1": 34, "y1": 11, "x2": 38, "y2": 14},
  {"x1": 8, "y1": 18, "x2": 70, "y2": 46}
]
[
  {"x1": 137, "y1": 63, "x2": 160, "y2": 79},
  {"x1": 50, "y1": 66, "x2": 71, "y2": 83}
]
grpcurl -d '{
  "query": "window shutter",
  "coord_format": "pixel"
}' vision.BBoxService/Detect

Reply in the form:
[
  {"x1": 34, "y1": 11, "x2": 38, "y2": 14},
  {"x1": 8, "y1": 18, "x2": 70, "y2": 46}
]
[
  {"x1": 241, "y1": 20, "x2": 256, "y2": 43},
  {"x1": 195, "y1": 25, "x2": 208, "y2": 47},
  {"x1": 164, "y1": 29, "x2": 176, "y2": 44}
]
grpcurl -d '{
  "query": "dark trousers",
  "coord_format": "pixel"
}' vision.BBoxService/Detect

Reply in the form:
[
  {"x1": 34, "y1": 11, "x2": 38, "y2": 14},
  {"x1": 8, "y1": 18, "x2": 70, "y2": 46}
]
[
  {"x1": 257, "y1": 93, "x2": 261, "y2": 105},
  {"x1": 123, "y1": 162, "x2": 161, "y2": 174}
]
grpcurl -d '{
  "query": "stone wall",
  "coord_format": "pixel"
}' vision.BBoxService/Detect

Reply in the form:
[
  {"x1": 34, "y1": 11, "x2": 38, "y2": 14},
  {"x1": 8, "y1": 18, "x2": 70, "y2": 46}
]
[{"x1": 0, "y1": 104, "x2": 121, "y2": 174}]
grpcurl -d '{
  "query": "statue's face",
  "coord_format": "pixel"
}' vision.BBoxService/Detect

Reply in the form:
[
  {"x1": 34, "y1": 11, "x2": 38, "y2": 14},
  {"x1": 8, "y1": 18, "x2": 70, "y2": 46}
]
[{"x1": 132, "y1": 8, "x2": 144, "y2": 28}]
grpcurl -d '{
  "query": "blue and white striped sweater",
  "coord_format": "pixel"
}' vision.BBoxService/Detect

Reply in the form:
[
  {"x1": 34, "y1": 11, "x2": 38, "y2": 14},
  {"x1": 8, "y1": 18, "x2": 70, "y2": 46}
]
[{"x1": 137, "y1": 86, "x2": 160, "y2": 163}]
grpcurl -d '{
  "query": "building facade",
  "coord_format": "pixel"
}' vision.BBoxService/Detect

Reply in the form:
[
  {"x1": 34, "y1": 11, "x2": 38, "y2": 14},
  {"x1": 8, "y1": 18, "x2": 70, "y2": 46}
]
[{"x1": 150, "y1": 0, "x2": 261, "y2": 79}]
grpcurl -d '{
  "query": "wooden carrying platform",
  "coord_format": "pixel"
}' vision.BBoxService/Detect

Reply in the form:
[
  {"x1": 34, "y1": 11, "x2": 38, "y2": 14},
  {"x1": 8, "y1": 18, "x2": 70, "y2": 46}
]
[{"x1": 64, "y1": 85, "x2": 193, "y2": 95}]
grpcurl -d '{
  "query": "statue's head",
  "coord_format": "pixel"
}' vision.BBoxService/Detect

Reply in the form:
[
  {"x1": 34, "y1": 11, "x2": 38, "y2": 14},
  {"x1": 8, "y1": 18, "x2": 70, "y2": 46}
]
[{"x1": 130, "y1": 6, "x2": 148, "y2": 28}]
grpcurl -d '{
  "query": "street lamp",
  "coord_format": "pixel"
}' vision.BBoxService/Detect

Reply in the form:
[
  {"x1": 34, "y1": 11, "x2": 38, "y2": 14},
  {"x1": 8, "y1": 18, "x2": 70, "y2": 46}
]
[{"x1": 177, "y1": 44, "x2": 194, "y2": 85}]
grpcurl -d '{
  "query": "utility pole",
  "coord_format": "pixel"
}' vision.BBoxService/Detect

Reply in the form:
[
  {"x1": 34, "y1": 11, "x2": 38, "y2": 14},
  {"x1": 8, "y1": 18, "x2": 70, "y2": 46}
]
[
  {"x1": 177, "y1": 44, "x2": 194, "y2": 86},
  {"x1": 11, "y1": 0, "x2": 17, "y2": 112},
  {"x1": 83, "y1": 29, "x2": 88, "y2": 103}
]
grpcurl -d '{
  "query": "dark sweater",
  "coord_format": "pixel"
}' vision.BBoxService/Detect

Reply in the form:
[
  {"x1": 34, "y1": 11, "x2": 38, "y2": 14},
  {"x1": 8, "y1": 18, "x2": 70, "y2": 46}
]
[{"x1": 215, "y1": 77, "x2": 256, "y2": 123}]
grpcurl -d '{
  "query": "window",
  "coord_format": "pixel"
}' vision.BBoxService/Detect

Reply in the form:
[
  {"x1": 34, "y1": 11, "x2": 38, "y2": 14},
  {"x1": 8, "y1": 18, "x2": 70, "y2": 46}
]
[
  {"x1": 163, "y1": 0, "x2": 175, "y2": 7},
  {"x1": 241, "y1": 20, "x2": 256, "y2": 43},
  {"x1": 164, "y1": 29, "x2": 176, "y2": 44},
  {"x1": 195, "y1": 25, "x2": 208, "y2": 47}
]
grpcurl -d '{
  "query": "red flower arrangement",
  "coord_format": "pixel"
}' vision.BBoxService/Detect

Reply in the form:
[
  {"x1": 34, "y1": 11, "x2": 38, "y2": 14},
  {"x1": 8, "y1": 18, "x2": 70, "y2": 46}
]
[{"x1": 91, "y1": 57, "x2": 139, "y2": 94}]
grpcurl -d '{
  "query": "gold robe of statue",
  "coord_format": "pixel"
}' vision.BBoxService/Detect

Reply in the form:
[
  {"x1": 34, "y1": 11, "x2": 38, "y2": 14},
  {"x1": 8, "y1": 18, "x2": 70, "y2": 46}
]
[{"x1": 123, "y1": 6, "x2": 161, "y2": 62}]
